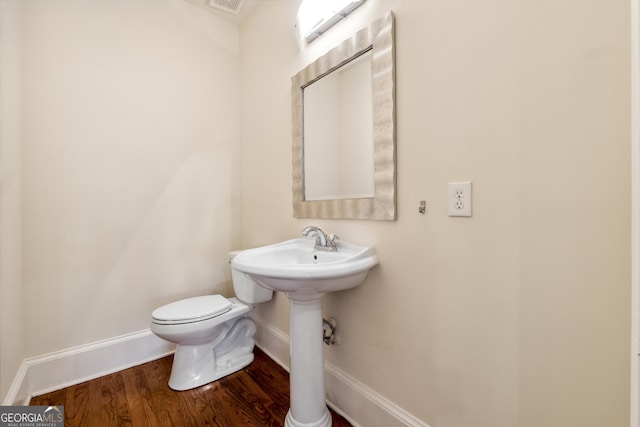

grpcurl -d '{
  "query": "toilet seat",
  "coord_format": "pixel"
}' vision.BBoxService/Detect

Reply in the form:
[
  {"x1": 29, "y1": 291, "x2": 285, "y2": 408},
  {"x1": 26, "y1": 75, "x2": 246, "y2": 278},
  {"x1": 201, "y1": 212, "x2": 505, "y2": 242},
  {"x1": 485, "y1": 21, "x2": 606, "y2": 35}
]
[{"x1": 152, "y1": 295, "x2": 233, "y2": 325}]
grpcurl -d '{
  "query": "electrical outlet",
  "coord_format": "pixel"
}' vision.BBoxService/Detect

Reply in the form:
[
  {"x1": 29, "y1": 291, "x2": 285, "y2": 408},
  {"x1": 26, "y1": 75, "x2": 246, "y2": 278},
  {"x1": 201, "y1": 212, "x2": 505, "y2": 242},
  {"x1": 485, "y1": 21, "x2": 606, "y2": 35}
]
[{"x1": 448, "y1": 181, "x2": 472, "y2": 217}]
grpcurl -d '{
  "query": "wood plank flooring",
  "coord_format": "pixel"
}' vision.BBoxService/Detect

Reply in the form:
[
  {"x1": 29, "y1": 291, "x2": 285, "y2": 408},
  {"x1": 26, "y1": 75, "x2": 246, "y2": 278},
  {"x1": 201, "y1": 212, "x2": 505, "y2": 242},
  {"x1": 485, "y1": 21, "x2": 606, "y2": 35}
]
[{"x1": 30, "y1": 348, "x2": 352, "y2": 427}]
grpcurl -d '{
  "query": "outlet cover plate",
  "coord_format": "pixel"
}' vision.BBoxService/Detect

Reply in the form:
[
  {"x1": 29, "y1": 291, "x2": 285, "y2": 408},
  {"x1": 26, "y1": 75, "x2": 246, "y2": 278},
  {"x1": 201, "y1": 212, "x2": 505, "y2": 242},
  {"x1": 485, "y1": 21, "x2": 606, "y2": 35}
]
[{"x1": 448, "y1": 181, "x2": 472, "y2": 217}]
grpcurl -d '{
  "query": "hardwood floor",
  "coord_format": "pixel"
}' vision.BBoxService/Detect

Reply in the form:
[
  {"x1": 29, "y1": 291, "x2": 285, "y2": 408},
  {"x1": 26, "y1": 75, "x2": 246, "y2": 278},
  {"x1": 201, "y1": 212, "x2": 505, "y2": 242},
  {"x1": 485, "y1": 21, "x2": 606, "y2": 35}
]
[{"x1": 30, "y1": 348, "x2": 352, "y2": 427}]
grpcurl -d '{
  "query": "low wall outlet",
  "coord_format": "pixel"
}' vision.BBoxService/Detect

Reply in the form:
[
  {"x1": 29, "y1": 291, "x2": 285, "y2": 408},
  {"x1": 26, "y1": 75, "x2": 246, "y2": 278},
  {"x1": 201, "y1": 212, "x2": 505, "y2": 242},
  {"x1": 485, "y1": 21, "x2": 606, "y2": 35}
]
[{"x1": 448, "y1": 181, "x2": 472, "y2": 217}]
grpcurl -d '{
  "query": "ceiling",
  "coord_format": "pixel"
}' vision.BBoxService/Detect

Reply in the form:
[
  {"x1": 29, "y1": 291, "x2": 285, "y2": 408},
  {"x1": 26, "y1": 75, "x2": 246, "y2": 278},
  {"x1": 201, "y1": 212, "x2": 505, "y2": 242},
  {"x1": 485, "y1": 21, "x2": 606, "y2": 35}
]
[{"x1": 182, "y1": 0, "x2": 260, "y2": 24}]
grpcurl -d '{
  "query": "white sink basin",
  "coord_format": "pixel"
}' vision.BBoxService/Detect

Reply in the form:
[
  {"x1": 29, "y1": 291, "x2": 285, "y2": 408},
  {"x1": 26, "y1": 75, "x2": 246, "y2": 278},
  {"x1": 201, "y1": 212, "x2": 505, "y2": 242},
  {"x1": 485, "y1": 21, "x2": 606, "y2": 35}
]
[
  {"x1": 230, "y1": 237, "x2": 378, "y2": 295},
  {"x1": 232, "y1": 234, "x2": 377, "y2": 427}
]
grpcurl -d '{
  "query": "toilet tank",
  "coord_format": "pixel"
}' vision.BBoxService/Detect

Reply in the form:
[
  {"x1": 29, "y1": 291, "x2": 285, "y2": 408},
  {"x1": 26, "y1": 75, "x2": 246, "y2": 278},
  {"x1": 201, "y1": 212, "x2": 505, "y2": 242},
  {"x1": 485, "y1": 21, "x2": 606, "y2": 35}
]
[{"x1": 229, "y1": 251, "x2": 273, "y2": 304}]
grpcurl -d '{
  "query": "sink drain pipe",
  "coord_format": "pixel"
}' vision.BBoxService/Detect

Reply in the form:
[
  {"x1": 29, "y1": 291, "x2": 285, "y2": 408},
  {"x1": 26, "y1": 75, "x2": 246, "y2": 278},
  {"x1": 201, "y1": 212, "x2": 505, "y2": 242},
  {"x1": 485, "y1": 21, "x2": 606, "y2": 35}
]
[{"x1": 323, "y1": 318, "x2": 337, "y2": 345}]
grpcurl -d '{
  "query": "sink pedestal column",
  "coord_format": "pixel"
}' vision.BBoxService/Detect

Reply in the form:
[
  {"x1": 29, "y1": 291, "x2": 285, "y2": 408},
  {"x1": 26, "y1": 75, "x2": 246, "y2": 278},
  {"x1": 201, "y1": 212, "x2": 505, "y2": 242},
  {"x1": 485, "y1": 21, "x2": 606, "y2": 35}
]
[{"x1": 284, "y1": 294, "x2": 332, "y2": 427}]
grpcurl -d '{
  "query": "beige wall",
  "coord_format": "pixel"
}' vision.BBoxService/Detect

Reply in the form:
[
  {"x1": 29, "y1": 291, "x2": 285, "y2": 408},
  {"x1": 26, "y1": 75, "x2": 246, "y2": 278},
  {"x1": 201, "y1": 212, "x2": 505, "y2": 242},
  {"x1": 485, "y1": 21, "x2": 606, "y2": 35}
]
[
  {"x1": 240, "y1": 1, "x2": 631, "y2": 426},
  {"x1": 0, "y1": 0, "x2": 25, "y2": 401},
  {"x1": 20, "y1": 0, "x2": 241, "y2": 356}
]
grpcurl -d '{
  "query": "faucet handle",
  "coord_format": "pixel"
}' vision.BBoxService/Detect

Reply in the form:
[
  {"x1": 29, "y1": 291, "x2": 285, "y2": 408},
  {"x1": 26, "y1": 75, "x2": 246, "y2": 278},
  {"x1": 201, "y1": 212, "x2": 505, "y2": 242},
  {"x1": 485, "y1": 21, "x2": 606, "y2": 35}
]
[{"x1": 328, "y1": 234, "x2": 340, "y2": 242}]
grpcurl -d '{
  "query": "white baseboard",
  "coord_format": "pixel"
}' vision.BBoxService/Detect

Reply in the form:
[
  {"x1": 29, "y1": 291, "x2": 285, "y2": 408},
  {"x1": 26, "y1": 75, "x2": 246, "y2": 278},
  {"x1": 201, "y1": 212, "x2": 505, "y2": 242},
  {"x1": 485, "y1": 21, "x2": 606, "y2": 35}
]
[
  {"x1": 3, "y1": 329, "x2": 174, "y2": 405},
  {"x1": 253, "y1": 319, "x2": 429, "y2": 427},
  {"x1": 2, "y1": 363, "x2": 29, "y2": 406},
  {"x1": 4, "y1": 321, "x2": 428, "y2": 427}
]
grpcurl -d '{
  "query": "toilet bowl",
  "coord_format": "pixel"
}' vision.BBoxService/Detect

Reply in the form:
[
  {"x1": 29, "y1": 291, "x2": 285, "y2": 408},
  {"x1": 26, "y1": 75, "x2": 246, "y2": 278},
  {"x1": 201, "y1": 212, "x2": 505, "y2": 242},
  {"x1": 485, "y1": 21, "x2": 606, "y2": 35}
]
[{"x1": 150, "y1": 253, "x2": 273, "y2": 391}]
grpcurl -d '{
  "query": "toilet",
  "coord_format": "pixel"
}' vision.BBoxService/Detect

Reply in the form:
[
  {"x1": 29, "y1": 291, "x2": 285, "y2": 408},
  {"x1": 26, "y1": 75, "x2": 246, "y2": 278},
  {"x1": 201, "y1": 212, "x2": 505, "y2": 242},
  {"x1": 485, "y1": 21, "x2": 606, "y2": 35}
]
[{"x1": 150, "y1": 252, "x2": 273, "y2": 391}]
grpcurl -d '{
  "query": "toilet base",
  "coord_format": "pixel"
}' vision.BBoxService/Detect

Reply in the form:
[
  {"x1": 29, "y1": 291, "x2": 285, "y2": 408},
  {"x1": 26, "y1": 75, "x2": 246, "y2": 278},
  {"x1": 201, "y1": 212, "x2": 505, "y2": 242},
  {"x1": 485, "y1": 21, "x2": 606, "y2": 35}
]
[
  {"x1": 169, "y1": 352, "x2": 254, "y2": 391},
  {"x1": 168, "y1": 316, "x2": 257, "y2": 391}
]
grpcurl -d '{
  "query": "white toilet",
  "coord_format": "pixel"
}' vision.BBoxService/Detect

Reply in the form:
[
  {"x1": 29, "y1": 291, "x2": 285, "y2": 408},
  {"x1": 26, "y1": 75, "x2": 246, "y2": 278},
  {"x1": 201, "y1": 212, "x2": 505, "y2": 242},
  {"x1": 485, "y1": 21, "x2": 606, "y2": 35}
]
[{"x1": 150, "y1": 253, "x2": 273, "y2": 391}]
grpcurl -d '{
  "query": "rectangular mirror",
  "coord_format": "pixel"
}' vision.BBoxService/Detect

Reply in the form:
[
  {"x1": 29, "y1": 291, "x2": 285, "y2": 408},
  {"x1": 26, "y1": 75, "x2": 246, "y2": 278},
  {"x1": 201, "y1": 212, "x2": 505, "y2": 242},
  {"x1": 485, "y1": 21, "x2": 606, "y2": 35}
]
[
  {"x1": 292, "y1": 11, "x2": 396, "y2": 220},
  {"x1": 303, "y1": 49, "x2": 374, "y2": 201}
]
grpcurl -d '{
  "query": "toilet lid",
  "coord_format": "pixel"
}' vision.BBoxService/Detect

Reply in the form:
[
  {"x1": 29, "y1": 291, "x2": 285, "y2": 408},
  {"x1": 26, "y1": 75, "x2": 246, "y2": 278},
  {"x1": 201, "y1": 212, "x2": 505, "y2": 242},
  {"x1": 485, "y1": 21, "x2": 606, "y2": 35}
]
[{"x1": 152, "y1": 295, "x2": 233, "y2": 324}]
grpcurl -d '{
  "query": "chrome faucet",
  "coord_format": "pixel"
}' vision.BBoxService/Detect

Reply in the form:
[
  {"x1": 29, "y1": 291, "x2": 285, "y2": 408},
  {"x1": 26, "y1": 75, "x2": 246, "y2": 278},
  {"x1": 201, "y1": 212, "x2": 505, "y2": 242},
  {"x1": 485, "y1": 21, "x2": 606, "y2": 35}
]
[{"x1": 302, "y1": 226, "x2": 339, "y2": 251}]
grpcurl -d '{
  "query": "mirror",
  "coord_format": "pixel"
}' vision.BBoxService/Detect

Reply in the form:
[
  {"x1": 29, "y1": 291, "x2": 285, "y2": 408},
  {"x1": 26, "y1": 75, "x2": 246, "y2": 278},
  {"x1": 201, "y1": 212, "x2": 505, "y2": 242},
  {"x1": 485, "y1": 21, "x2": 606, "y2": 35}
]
[
  {"x1": 303, "y1": 49, "x2": 374, "y2": 201},
  {"x1": 292, "y1": 11, "x2": 396, "y2": 220}
]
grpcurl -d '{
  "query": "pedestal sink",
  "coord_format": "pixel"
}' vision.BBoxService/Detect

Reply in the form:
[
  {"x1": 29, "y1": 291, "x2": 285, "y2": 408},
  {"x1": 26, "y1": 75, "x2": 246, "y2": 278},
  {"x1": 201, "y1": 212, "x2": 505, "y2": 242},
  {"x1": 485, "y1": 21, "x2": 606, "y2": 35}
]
[{"x1": 231, "y1": 236, "x2": 378, "y2": 427}]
